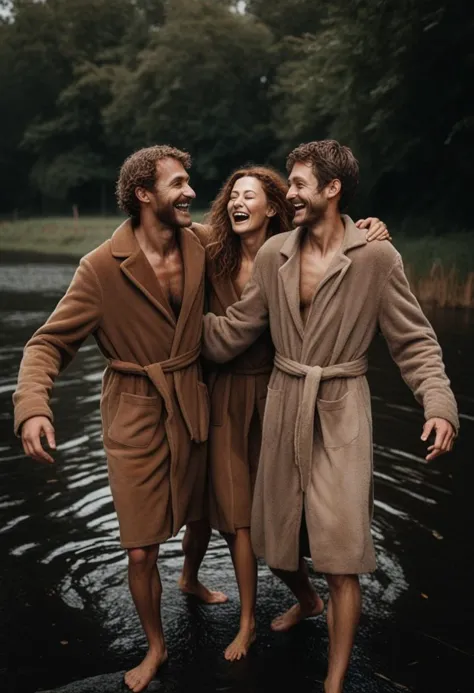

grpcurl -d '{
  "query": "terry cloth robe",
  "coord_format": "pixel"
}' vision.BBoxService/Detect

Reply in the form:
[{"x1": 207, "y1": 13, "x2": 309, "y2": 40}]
[
  {"x1": 192, "y1": 222, "x2": 274, "y2": 533},
  {"x1": 202, "y1": 216, "x2": 459, "y2": 573},
  {"x1": 13, "y1": 219, "x2": 209, "y2": 548}
]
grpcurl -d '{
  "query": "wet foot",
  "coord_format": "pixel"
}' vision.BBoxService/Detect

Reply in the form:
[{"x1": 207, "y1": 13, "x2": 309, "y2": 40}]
[
  {"x1": 124, "y1": 648, "x2": 168, "y2": 692},
  {"x1": 178, "y1": 577, "x2": 228, "y2": 604},
  {"x1": 224, "y1": 624, "x2": 256, "y2": 661},
  {"x1": 271, "y1": 594, "x2": 324, "y2": 632}
]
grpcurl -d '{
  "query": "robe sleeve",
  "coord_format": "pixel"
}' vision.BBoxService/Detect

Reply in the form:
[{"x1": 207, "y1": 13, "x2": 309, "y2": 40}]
[
  {"x1": 13, "y1": 258, "x2": 103, "y2": 435},
  {"x1": 202, "y1": 263, "x2": 269, "y2": 363},
  {"x1": 378, "y1": 254, "x2": 459, "y2": 432}
]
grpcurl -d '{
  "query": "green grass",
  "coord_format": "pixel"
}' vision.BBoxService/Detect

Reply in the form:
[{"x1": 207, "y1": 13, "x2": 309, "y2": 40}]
[{"x1": 0, "y1": 213, "x2": 207, "y2": 257}]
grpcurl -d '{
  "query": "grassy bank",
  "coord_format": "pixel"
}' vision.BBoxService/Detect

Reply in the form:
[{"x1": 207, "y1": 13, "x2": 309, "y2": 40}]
[
  {"x1": 0, "y1": 214, "x2": 207, "y2": 257},
  {"x1": 1, "y1": 217, "x2": 473, "y2": 308}
]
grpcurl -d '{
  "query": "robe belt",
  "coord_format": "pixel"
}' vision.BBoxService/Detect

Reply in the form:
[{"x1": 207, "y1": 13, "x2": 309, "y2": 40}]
[
  {"x1": 107, "y1": 343, "x2": 201, "y2": 440},
  {"x1": 274, "y1": 352, "x2": 368, "y2": 491}
]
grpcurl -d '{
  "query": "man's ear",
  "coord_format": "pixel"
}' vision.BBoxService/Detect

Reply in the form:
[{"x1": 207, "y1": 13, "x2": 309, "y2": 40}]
[
  {"x1": 135, "y1": 186, "x2": 150, "y2": 204},
  {"x1": 326, "y1": 179, "x2": 341, "y2": 200}
]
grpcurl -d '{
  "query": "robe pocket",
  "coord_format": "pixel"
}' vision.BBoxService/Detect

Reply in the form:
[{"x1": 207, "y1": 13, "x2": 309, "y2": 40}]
[
  {"x1": 317, "y1": 391, "x2": 359, "y2": 449},
  {"x1": 108, "y1": 393, "x2": 161, "y2": 448}
]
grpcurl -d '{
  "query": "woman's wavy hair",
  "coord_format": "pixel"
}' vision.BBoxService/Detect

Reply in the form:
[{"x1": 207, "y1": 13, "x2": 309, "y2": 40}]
[{"x1": 206, "y1": 166, "x2": 293, "y2": 280}]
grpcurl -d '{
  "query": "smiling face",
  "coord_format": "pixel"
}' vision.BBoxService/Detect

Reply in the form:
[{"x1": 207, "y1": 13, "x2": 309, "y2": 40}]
[
  {"x1": 226, "y1": 176, "x2": 275, "y2": 237},
  {"x1": 137, "y1": 156, "x2": 196, "y2": 228},
  {"x1": 286, "y1": 161, "x2": 334, "y2": 227}
]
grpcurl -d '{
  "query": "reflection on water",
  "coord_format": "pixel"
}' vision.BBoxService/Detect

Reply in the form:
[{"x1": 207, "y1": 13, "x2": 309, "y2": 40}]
[{"x1": 0, "y1": 258, "x2": 472, "y2": 693}]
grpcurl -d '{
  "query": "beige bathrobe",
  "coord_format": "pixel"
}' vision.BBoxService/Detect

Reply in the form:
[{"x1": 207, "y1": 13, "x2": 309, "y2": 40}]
[
  {"x1": 13, "y1": 220, "x2": 209, "y2": 548},
  {"x1": 202, "y1": 216, "x2": 459, "y2": 574}
]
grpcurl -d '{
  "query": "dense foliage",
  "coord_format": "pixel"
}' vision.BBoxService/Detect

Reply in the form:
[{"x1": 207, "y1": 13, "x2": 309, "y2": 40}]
[{"x1": 1, "y1": 0, "x2": 473, "y2": 227}]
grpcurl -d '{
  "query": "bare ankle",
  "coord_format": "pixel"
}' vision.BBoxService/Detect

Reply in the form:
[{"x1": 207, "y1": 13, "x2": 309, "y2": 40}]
[
  {"x1": 324, "y1": 674, "x2": 344, "y2": 693},
  {"x1": 239, "y1": 616, "x2": 256, "y2": 631},
  {"x1": 178, "y1": 573, "x2": 196, "y2": 588}
]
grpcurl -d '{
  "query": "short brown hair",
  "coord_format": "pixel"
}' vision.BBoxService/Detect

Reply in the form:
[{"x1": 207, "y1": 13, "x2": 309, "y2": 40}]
[
  {"x1": 286, "y1": 140, "x2": 359, "y2": 210},
  {"x1": 116, "y1": 145, "x2": 191, "y2": 223},
  {"x1": 207, "y1": 166, "x2": 293, "y2": 280}
]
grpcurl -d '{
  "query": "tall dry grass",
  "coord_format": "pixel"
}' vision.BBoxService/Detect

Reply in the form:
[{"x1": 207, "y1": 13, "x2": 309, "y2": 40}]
[{"x1": 396, "y1": 232, "x2": 474, "y2": 308}]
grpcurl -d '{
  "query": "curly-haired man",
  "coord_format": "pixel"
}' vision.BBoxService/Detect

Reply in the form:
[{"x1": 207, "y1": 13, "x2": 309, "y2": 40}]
[{"x1": 13, "y1": 145, "x2": 227, "y2": 692}]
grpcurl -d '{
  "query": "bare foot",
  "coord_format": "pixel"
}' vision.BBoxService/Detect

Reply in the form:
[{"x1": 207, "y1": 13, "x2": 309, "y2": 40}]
[
  {"x1": 178, "y1": 577, "x2": 228, "y2": 604},
  {"x1": 271, "y1": 595, "x2": 324, "y2": 632},
  {"x1": 224, "y1": 624, "x2": 256, "y2": 661},
  {"x1": 124, "y1": 648, "x2": 168, "y2": 692}
]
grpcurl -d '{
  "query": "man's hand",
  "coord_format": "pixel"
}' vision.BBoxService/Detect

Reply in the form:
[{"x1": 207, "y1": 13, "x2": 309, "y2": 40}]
[
  {"x1": 355, "y1": 217, "x2": 392, "y2": 241},
  {"x1": 21, "y1": 416, "x2": 56, "y2": 464},
  {"x1": 421, "y1": 418, "x2": 455, "y2": 462}
]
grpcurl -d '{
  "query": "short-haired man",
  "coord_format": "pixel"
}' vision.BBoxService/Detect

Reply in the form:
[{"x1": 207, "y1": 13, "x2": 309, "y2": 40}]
[
  {"x1": 202, "y1": 140, "x2": 458, "y2": 692},
  {"x1": 13, "y1": 146, "x2": 226, "y2": 692}
]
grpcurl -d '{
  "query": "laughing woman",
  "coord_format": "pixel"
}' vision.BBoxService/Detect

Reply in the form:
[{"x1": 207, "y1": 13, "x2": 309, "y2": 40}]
[{"x1": 192, "y1": 167, "x2": 389, "y2": 661}]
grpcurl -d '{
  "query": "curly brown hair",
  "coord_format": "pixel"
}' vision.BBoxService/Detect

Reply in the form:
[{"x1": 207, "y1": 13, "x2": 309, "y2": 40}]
[
  {"x1": 286, "y1": 140, "x2": 359, "y2": 210},
  {"x1": 116, "y1": 145, "x2": 192, "y2": 224},
  {"x1": 206, "y1": 166, "x2": 293, "y2": 280}
]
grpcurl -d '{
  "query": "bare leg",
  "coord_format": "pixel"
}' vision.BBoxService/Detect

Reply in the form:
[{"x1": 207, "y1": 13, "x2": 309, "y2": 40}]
[
  {"x1": 324, "y1": 574, "x2": 361, "y2": 693},
  {"x1": 222, "y1": 528, "x2": 257, "y2": 660},
  {"x1": 270, "y1": 558, "x2": 324, "y2": 632},
  {"x1": 124, "y1": 545, "x2": 168, "y2": 693},
  {"x1": 178, "y1": 519, "x2": 228, "y2": 604}
]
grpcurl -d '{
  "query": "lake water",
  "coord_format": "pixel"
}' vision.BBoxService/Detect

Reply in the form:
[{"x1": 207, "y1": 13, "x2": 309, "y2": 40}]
[{"x1": 0, "y1": 255, "x2": 473, "y2": 693}]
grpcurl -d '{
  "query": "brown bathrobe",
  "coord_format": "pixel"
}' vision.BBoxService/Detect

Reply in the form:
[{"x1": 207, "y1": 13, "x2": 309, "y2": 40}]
[
  {"x1": 192, "y1": 222, "x2": 274, "y2": 533},
  {"x1": 202, "y1": 216, "x2": 459, "y2": 574},
  {"x1": 13, "y1": 220, "x2": 209, "y2": 548}
]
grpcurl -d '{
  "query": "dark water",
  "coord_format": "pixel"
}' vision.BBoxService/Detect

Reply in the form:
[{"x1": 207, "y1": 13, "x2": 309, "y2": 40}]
[{"x1": 0, "y1": 255, "x2": 473, "y2": 693}]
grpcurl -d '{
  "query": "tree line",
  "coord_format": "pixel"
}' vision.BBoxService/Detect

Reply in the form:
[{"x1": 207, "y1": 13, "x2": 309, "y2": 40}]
[{"x1": 1, "y1": 0, "x2": 473, "y2": 229}]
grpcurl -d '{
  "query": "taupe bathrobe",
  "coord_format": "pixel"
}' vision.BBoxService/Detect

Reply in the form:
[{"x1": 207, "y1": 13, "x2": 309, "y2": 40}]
[
  {"x1": 202, "y1": 216, "x2": 459, "y2": 574},
  {"x1": 192, "y1": 222, "x2": 274, "y2": 533},
  {"x1": 13, "y1": 220, "x2": 209, "y2": 548}
]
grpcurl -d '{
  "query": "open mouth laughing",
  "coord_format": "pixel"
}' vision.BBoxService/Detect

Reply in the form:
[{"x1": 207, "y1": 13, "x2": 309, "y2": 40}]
[
  {"x1": 293, "y1": 202, "x2": 305, "y2": 214},
  {"x1": 174, "y1": 202, "x2": 191, "y2": 213},
  {"x1": 233, "y1": 212, "x2": 250, "y2": 223}
]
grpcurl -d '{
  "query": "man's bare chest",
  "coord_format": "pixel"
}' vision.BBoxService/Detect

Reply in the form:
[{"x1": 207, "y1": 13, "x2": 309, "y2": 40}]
[
  {"x1": 299, "y1": 253, "x2": 334, "y2": 310},
  {"x1": 148, "y1": 254, "x2": 184, "y2": 317}
]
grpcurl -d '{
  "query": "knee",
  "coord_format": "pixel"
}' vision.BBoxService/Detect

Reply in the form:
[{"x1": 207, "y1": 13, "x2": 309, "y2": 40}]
[
  {"x1": 326, "y1": 573, "x2": 359, "y2": 593},
  {"x1": 128, "y1": 545, "x2": 158, "y2": 568}
]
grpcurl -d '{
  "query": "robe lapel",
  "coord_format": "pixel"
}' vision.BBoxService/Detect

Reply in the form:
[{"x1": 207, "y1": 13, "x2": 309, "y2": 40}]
[
  {"x1": 279, "y1": 228, "x2": 305, "y2": 340},
  {"x1": 210, "y1": 271, "x2": 239, "y2": 312},
  {"x1": 313, "y1": 215, "x2": 367, "y2": 306},
  {"x1": 172, "y1": 227, "x2": 205, "y2": 354},
  {"x1": 111, "y1": 219, "x2": 176, "y2": 328},
  {"x1": 301, "y1": 216, "x2": 367, "y2": 354}
]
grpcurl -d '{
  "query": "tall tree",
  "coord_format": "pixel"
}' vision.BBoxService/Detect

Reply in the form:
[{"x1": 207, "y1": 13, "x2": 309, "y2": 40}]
[
  {"x1": 105, "y1": 0, "x2": 276, "y2": 193},
  {"x1": 273, "y1": 0, "x2": 474, "y2": 222}
]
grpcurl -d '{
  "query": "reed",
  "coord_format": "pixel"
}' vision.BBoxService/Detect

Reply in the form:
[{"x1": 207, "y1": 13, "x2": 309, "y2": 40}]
[{"x1": 396, "y1": 233, "x2": 474, "y2": 308}]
